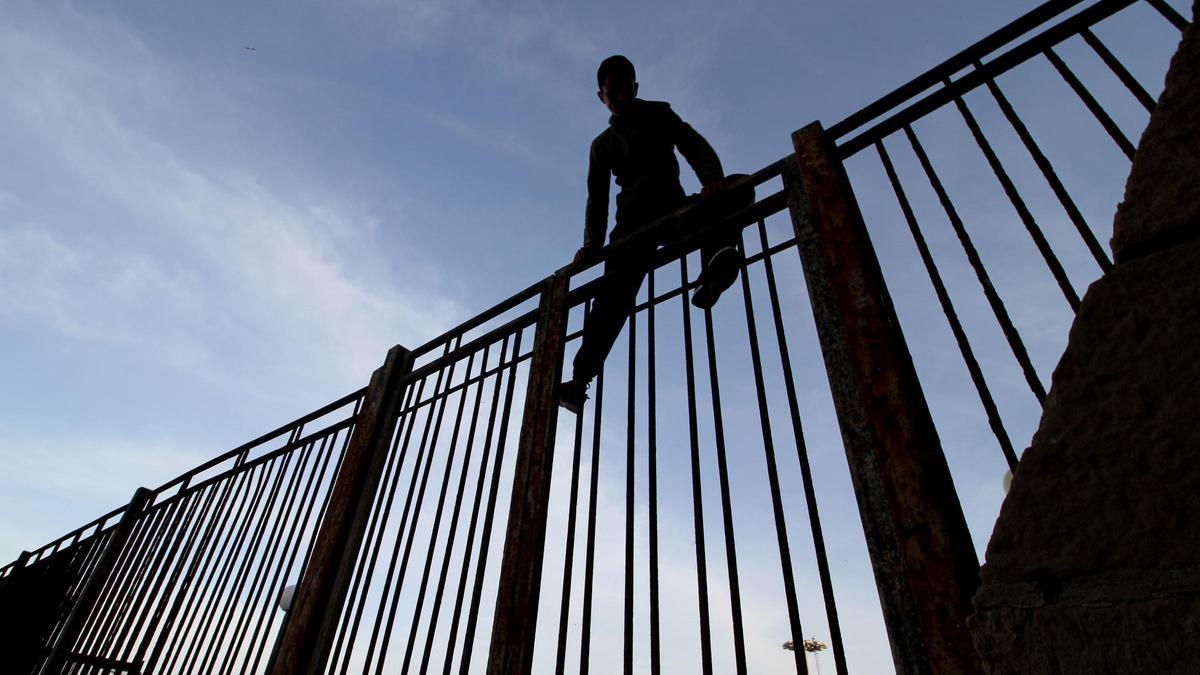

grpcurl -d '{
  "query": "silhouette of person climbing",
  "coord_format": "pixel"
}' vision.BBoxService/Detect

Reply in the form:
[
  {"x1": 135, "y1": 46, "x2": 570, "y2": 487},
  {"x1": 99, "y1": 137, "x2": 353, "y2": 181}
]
[{"x1": 559, "y1": 54, "x2": 754, "y2": 413}]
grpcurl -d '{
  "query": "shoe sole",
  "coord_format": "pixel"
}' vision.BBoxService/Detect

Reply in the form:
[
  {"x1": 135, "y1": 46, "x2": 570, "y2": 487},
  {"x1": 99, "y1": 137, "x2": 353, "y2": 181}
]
[
  {"x1": 705, "y1": 247, "x2": 742, "y2": 290},
  {"x1": 692, "y1": 247, "x2": 741, "y2": 309}
]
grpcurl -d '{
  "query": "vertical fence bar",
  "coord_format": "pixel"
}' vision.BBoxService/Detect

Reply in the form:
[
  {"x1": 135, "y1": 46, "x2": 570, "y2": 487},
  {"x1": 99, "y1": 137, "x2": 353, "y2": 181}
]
[
  {"x1": 947, "y1": 77, "x2": 1081, "y2": 311},
  {"x1": 398, "y1": 350, "x2": 480, "y2": 674},
  {"x1": 679, "y1": 257, "x2": 715, "y2": 675},
  {"x1": 623, "y1": 310, "x2": 637, "y2": 675},
  {"x1": 1145, "y1": 0, "x2": 1189, "y2": 30},
  {"x1": 418, "y1": 344, "x2": 499, "y2": 675},
  {"x1": 166, "y1": 466, "x2": 272, "y2": 674},
  {"x1": 330, "y1": 379, "x2": 421, "y2": 674},
  {"x1": 223, "y1": 442, "x2": 314, "y2": 674},
  {"x1": 578, "y1": 369, "x2": 605, "y2": 675},
  {"x1": 360, "y1": 362, "x2": 450, "y2": 672},
  {"x1": 979, "y1": 66, "x2": 1113, "y2": 272},
  {"x1": 460, "y1": 329, "x2": 525, "y2": 673},
  {"x1": 486, "y1": 271, "x2": 568, "y2": 675},
  {"x1": 904, "y1": 124, "x2": 1048, "y2": 404},
  {"x1": 141, "y1": 469, "x2": 239, "y2": 673},
  {"x1": 269, "y1": 343, "x2": 414, "y2": 675},
  {"x1": 553, "y1": 385, "x2": 586, "y2": 675},
  {"x1": 71, "y1": 494, "x2": 162, "y2": 664},
  {"x1": 787, "y1": 121, "x2": 982, "y2": 675},
  {"x1": 441, "y1": 335, "x2": 515, "y2": 675},
  {"x1": 755, "y1": 218, "x2": 850, "y2": 675},
  {"x1": 1079, "y1": 28, "x2": 1157, "y2": 111},
  {"x1": 246, "y1": 436, "x2": 335, "y2": 673},
  {"x1": 735, "y1": 235, "x2": 807, "y2": 675},
  {"x1": 125, "y1": 486, "x2": 215, "y2": 667},
  {"x1": 701, "y1": 307, "x2": 749, "y2": 675},
  {"x1": 645, "y1": 269, "x2": 662, "y2": 675},
  {"x1": 875, "y1": 139, "x2": 1020, "y2": 469},
  {"x1": 1045, "y1": 47, "x2": 1137, "y2": 159},
  {"x1": 111, "y1": 491, "x2": 204, "y2": 665},
  {"x1": 39, "y1": 487, "x2": 153, "y2": 675},
  {"x1": 371, "y1": 340, "x2": 464, "y2": 673}
]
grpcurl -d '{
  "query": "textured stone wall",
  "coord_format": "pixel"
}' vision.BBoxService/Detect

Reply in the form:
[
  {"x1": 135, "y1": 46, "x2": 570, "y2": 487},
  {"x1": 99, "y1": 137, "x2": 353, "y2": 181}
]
[{"x1": 970, "y1": 4, "x2": 1200, "y2": 673}]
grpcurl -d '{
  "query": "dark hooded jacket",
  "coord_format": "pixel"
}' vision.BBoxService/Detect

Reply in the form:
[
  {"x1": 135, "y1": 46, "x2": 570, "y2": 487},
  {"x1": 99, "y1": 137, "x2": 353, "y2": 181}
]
[{"x1": 584, "y1": 98, "x2": 724, "y2": 248}]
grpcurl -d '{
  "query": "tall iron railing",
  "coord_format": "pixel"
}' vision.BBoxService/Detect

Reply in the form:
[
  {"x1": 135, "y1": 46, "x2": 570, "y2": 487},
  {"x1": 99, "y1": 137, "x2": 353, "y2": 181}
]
[{"x1": 1, "y1": 1, "x2": 1188, "y2": 673}]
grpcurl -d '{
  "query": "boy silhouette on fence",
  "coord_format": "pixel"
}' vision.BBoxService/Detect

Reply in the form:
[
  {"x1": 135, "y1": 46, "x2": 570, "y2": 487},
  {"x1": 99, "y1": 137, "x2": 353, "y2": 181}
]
[{"x1": 559, "y1": 55, "x2": 753, "y2": 413}]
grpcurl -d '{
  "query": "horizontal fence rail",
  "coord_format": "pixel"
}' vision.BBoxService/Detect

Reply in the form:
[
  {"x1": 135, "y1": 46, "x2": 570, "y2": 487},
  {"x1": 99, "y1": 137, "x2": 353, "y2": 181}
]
[{"x1": 1, "y1": 1, "x2": 1188, "y2": 673}]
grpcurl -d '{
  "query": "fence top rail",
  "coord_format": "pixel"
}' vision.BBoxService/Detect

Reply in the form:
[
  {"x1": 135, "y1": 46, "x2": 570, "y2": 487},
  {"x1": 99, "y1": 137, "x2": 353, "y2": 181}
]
[
  {"x1": 143, "y1": 414, "x2": 360, "y2": 517},
  {"x1": 22, "y1": 503, "x2": 127, "y2": 563},
  {"x1": 835, "y1": 0, "x2": 1143, "y2": 157},
  {"x1": 828, "y1": 0, "x2": 1119, "y2": 142},
  {"x1": 149, "y1": 386, "x2": 366, "y2": 495}
]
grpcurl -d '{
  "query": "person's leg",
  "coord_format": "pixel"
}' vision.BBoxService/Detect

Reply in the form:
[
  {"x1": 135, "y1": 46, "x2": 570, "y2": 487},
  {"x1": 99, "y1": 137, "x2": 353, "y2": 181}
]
[
  {"x1": 561, "y1": 202, "x2": 678, "y2": 413},
  {"x1": 570, "y1": 259, "x2": 646, "y2": 384},
  {"x1": 561, "y1": 244, "x2": 654, "y2": 413},
  {"x1": 691, "y1": 174, "x2": 754, "y2": 309}
]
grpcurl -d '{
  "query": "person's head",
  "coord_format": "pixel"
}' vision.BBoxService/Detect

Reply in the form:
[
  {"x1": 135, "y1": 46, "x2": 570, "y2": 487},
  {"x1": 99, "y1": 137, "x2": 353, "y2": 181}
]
[{"x1": 596, "y1": 55, "x2": 637, "y2": 116}]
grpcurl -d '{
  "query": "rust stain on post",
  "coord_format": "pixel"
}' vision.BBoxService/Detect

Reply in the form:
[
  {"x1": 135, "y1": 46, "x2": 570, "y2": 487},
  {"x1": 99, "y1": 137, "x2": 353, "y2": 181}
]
[
  {"x1": 787, "y1": 122, "x2": 982, "y2": 675},
  {"x1": 486, "y1": 271, "x2": 568, "y2": 675},
  {"x1": 269, "y1": 344, "x2": 413, "y2": 675}
]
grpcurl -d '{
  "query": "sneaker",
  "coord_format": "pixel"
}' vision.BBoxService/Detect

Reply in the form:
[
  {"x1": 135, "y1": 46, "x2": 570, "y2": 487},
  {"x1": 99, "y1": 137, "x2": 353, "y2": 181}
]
[
  {"x1": 558, "y1": 379, "x2": 589, "y2": 414},
  {"x1": 691, "y1": 246, "x2": 742, "y2": 309},
  {"x1": 690, "y1": 284, "x2": 718, "y2": 310}
]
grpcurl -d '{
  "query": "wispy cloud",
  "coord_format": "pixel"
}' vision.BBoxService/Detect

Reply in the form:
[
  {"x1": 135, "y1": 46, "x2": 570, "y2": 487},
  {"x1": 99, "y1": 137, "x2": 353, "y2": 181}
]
[
  {"x1": 326, "y1": 0, "x2": 478, "y2": 50},
  {"x1": 0, "y1": 433, "x2": 207, "y2": 507},
  {"x1": 0, "y1": 4, "x2": 465, "y2": 401},
  {"x1": 413, "y1": 105, "x2": 554, "y2": 166},
  {"x1": 321, "y1": 2, "x2": 747, "y2": 208},
  {"x1": 0, "y1": 431, "x2": 211, "y2": 560},
  {"x1": 0, "y1": 2, "x2": 470, "y2": 560}
]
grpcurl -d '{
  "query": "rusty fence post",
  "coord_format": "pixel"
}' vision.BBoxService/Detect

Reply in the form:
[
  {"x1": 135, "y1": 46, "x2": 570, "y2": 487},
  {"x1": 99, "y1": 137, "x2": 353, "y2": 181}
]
[
  {"x1": 486, "y1": 271, "x2": 568, "y2": 675},
  {"x1": 784, "y1": 122, "x2": 982, "y2": 675},
  {"x1": 39, "y1": 487, "x2": 154, "y2": 675},
  {"x1": 269, "y1": 343, "x2": 413, "y2": 675}
]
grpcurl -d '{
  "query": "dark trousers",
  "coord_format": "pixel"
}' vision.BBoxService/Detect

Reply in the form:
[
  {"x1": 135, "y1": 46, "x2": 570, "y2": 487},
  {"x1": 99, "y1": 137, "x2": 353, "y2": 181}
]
[{"x1": 571, "y1": 177, "x2": 754, "y2": 383}]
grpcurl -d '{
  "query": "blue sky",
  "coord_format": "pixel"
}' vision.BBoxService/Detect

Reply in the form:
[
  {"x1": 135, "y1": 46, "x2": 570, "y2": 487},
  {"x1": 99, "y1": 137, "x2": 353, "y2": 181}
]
[
  {"x1": 0, "y1": 0, "x2": 1026, "y2": 556},
  {"x1": 0, "y1": 0, "x2": 1188, "y2": 672}
]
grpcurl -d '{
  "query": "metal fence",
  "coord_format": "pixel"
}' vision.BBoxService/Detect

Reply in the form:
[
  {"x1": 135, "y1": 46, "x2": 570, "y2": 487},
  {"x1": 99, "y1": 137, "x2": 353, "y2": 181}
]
[
  {"x1": 1, "y1": 390, "x2": 365, "y2": 674},
  {"x1": 1, "y1": 0, "x2": 1188, "y2": 673}
]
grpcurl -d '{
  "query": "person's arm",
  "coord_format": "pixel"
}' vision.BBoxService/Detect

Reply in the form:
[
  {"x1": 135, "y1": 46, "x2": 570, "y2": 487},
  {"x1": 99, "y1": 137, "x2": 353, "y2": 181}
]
[
  {"x1": 579, "y1": 137, "x2": 609, "y2": 263},
  {"x1": 665, "y1": 105, "x2": 725, "y2": 195}
]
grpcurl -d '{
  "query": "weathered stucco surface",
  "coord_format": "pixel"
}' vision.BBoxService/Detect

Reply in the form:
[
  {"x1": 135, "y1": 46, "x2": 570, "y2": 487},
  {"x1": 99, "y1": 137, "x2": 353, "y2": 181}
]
[{"x1": 971, "y1": 4, "x2": 1200, "y2": 672}]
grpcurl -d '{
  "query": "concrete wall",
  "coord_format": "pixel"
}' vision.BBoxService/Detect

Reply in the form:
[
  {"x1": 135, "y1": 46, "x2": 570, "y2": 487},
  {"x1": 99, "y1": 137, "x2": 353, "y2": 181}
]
[{"x1": 969, "y1": 4, "x2": 1200, "y2": 673}]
